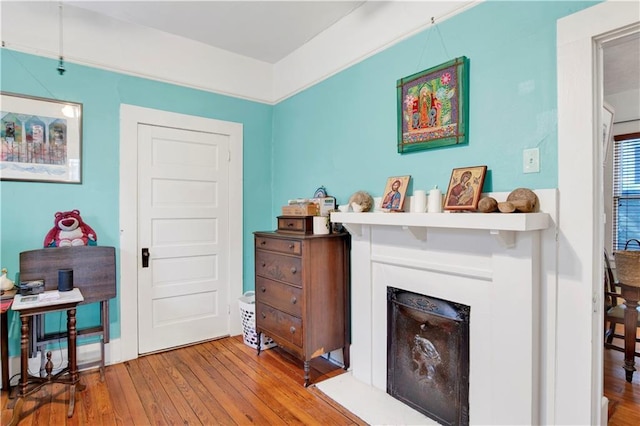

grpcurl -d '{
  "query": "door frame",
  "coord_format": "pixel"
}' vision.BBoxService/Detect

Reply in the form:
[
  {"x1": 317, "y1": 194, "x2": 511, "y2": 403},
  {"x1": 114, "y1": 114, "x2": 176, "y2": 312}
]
[
  {"x1": 557, "y1": 2, "x2": 639, "y2": 424},
  {"x1": 119, "y1": 104, "x2": 244, "y2": 362}
]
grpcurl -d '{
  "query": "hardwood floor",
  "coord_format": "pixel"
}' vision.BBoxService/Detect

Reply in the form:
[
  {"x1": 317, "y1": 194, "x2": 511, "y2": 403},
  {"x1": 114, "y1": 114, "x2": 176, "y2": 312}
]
[
  {"x1": 1, "y1": 336, "x2": 365, "y2": 425},
  {"x1": 3, "y1": 331, "x2": 639, "y2": 425},
  {"x1": 604, "y1": 324, "x2": 640, "y2": 426}
]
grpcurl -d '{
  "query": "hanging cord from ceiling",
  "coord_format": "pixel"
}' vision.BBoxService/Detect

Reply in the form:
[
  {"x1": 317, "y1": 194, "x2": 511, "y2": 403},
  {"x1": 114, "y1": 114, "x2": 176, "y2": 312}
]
[
  {"x1": 415, "y1": 16, "x2": 451, "y2": 72},
  {"x1": 3, "y1": 49, "x2": 61, "y2": 101},
  {"x1": 57, "y1": 1, "x2": 66, "y2": 75}
]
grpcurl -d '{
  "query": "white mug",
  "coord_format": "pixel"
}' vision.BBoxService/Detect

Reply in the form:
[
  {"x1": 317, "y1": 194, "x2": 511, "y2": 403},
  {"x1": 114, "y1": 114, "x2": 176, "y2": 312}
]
[{"x1": 313, "y1": 216, "x2": 330, "y2": 235}]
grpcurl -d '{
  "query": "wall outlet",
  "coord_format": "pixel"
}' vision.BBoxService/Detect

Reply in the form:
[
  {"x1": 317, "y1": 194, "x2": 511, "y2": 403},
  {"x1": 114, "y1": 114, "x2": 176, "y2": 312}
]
[{"x1": 523, "y1": 148, "x2": 540, "y2": 173}]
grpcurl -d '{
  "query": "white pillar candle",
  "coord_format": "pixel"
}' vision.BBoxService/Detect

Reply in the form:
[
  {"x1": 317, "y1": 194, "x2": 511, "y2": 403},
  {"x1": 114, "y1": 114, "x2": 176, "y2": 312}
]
[
  {"x1": 428, "y1": 186, "x2": 443, "y2": 213},
  {"x1": 412, "y1": 190, "x2": 427, "y2": 213}
]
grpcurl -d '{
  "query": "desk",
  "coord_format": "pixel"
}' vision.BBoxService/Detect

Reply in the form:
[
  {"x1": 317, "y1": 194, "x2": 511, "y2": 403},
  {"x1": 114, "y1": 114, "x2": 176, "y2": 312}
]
[
  {"x1": 19, "y1": 246, "x2": 116, "y2": 379},
  {"x1": 8, "y1": 289, "x2": 84, "y2": 426},
  {"x1": 619, "y1": 282, "x2": 640, "y2": 383}
]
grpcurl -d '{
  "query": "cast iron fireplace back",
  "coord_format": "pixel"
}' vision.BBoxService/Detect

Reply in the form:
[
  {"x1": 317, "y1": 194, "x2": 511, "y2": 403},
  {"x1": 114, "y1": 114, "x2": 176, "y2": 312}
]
[{"x1": 387, "y1": 287, "x2": 470, "y2": 426}]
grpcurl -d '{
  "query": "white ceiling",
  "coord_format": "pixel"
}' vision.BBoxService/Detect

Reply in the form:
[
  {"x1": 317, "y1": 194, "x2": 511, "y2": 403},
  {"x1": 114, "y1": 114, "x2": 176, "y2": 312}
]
[
  {"x1": 68, "y1": 1, "x2": 640, "y2": 96},
  {"x1": 603, "y1": 33, "x2": 640, "y2": 97},
  {"x1": 69, "y1": 1, "x2": 365, "y2": 64}
]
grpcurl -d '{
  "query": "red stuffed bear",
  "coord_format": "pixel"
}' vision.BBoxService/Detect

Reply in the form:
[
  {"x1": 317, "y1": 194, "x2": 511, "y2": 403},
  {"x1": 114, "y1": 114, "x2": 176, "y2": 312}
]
[{"x1": 43, "y1": 210, "x2": 98, "y2": 247}]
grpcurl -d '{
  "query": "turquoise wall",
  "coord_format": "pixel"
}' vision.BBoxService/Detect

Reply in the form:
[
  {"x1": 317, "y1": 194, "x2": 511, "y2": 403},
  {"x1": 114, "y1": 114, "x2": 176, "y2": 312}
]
[
  {"x1": 0, "y1": 0, "x2": 598, "y2": 358},
  {"x1": 0, "y1": 51, "x2": 273, "y2": 355},
  {"x1": 271, "y1": 1, "x2": 598, "y2": 216}
]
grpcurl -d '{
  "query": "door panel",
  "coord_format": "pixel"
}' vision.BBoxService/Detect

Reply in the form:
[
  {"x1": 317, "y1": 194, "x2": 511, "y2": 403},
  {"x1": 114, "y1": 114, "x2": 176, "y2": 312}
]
[{"x1": 138, "y1": 124, "x2": 230, "y2": 354}]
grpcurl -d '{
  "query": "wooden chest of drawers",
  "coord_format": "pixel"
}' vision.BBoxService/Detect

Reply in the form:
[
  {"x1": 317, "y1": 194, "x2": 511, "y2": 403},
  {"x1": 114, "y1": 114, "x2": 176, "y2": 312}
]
[{"x1": 254, "y1": 231, "x2": 350, "y2": 386}]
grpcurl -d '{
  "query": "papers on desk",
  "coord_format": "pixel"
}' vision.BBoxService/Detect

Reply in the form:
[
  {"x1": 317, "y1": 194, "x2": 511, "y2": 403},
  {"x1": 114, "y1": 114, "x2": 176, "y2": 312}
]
[{"x1": 12, "y1": 288, "x2": 84, "y2": 310}]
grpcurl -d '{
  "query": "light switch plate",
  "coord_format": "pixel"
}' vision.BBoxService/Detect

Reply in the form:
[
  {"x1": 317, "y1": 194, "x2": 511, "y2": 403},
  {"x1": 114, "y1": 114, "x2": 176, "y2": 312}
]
[{"x1": 523, "y1": 148, "x2": 540, "y2": 173}]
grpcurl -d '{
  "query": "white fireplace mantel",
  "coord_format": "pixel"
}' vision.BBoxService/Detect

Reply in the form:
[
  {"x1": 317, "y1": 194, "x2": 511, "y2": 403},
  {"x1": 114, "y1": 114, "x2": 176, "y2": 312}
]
[
  {"x1": 321, "y1": 190, "x2": 558, "y2": 425},
  {"x1": 331, "y1": 211, "x2": 550, "y2": 247}
]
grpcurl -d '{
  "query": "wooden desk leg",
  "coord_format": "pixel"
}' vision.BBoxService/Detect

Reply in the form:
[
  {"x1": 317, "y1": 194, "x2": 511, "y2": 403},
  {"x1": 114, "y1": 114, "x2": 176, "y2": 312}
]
[
  {"x1": 303, "y1": 360, "x2": 310, "y2": 387},
  {"x1": 67, "y1": 307, "x2": 85, "y2": 418},
  {"x1": 19, "y1": 314, "x2": 29, "y2": 398},
  {"x1": 622, "y1": 291, "x2": 639, "y2": 383},
  {"x1": 1, "y1": 310, "x2": 9, "y2": 391},
  {"x1": 342, "y1": 345, "x2": 350, "y2": 370},
  {"x1": 7, "y1": 313, "x2": 30, "y2": 426}
]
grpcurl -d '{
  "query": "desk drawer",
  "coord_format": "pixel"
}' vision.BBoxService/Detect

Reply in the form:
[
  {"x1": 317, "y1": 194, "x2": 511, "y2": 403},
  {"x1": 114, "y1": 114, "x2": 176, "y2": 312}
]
[
  {"x1": 277, "y1": 216, "x2": 313, "y2": 234},
  {"x1": 256, "y1": 276, "x2": 302, "y2": 317},
  {"x1": 255, "y1": 251, "x2": 302, "y2": 286},
  {"x1": 256, "y1": 302, "x2": 303, "y2": 347},
  {"x1": 255, "y1": 237, "x2": 301, "y2": 255}
]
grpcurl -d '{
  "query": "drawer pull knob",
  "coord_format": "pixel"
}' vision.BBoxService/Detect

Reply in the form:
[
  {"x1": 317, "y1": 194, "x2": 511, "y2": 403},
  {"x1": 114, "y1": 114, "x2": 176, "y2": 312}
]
[
  {"x1": 261, "y1": 262, "x2": 266, "y2": 267},
  {"x1": 261, "y1": 312, "x2": 266, "y2": 319},
  {"x1": 287, "y1": 223, "x2": 294, "y2": 227},
  {"x1": 260, "y1": 286, "x2": 266, "y2": 293},
  {"x1": 290, "y1": 267, "x2": 297, "y2": 274},
  {"x1": 260, "y1": 240, "x2": 266, "y2": 245},
  {"x1": 290, "y1": 326, "x2": 296, "y2": 334},
  {"x1": 291, "y1": 296, "x2": 297, "y2": 304},
  {"x1": 288, "y1": 244, "x2": 294, "y2": 249}
]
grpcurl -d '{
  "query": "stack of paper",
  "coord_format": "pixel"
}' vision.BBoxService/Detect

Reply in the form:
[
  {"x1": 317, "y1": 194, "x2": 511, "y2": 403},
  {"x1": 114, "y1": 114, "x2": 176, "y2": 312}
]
[{"x1": 39, "y1": 291, "x2": 61, "y2": 301}]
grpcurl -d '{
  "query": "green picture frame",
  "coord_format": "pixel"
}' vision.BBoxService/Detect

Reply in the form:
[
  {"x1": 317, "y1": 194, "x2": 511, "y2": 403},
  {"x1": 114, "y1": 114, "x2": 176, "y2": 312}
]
[{"x1": 397, "y1": 56, "x2": 469, "y2": 153}]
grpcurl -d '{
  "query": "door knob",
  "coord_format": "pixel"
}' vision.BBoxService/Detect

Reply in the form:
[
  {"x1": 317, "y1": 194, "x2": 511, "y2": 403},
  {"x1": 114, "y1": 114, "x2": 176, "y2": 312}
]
[{"x1": 142, "y1": 248, "x2": 150, "y2": 268}]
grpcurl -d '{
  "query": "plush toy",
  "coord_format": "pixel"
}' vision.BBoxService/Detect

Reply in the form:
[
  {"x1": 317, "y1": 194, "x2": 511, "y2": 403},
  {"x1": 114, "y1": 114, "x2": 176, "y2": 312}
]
[{"x1": 43, "y1": 209, "x2": 98, "y2": 247}]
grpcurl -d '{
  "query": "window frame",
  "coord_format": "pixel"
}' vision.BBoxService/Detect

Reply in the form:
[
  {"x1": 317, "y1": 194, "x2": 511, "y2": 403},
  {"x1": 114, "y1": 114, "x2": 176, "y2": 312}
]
[{"x1": 612, "y1": 131, "x2": 640, "y2": 251}]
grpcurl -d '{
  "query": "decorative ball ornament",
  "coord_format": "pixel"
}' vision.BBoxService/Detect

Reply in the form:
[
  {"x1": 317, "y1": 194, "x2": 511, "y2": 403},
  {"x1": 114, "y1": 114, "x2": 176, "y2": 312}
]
[
  {"x1": 348, "y1": 191, "x2": 374, "y2": 213},
  {"x1": 477, "y1": 196, "x2": 498, "y2": 213},
  {"x1": 506, "y1": 188, "x2": 538, "y2": 213}
]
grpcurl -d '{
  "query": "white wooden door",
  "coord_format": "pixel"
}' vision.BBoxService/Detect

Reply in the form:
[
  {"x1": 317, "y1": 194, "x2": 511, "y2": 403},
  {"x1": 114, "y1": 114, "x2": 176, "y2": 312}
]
[{"x1": 137, "y1": 123, "x2": 230, "y2": 354}]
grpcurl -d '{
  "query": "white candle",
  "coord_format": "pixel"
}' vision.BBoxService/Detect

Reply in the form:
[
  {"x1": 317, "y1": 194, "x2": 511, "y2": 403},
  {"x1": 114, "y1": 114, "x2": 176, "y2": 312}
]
[
  {"x1": 428, "y1": 187, "x2": 443, "y2": 213},
  {"x1": 412, "y1": 190, "x2": 427, "y2": 212}
]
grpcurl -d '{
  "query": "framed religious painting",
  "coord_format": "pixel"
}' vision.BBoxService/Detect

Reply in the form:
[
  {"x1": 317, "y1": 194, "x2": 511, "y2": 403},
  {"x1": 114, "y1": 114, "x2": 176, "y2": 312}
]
[
  {"x1": 1, "y1": 92, "x2": 83, "y2": 183},
  {"x1": 444, "y1": 166, "x2": 486, "y2": 211},
  {"x1": 397, "y1": 56, "x2": 469, "y2": 153},
  {"x1": 381, "y1": 175, "x2": 411, "y2": 212}
]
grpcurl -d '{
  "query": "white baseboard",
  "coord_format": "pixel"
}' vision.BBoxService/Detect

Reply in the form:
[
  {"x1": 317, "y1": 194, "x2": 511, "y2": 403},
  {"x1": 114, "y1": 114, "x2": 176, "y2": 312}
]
[{"x1": 2, "y1": 337, "x2": 122, "y2": 389}]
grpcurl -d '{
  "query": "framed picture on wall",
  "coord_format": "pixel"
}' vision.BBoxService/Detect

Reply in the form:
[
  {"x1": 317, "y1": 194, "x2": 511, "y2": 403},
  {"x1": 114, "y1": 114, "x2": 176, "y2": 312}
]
[
  {"x1": 1, "y1": 92, "x2": 83, "y2": 183},
  {"x1": 397, "y1": 56, "x2": 469, "y2": 153},
  {"x1": 381, "y1": 175, "x2": 411, "y2": 211},
  {"x1": 444, "y1": 166, "x2": 487, "y2": 211}
]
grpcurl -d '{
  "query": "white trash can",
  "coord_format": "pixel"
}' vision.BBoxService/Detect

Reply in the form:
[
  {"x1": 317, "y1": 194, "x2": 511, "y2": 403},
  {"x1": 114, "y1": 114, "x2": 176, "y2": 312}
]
[{"x1": 238, "y1": 291, "x2": 277, "y2": 350}]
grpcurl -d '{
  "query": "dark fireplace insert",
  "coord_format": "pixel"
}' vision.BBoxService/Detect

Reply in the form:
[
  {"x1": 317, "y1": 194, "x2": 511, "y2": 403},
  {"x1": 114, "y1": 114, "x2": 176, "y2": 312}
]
[{"x1": 387, "y1": 287, "x2": 470, "y2": 426}]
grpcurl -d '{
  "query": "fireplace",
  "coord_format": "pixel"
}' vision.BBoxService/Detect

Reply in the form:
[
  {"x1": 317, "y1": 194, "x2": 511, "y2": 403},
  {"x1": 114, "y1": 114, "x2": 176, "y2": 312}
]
[
  {"x1": 387, "y1": 287, "x2": 470, "y2": 426},
  {"x1": 322, "y1": 193, "x2": 554, "y2": 425}
]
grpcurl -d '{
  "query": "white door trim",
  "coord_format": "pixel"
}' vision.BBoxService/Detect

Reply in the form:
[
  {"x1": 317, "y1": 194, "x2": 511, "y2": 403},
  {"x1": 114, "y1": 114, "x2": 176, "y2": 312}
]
[
  {"x1": 557, "y1": 2, "x2": 640, "y2": 424},
  {"x1": 119, "y1": 104, "x2": 243, "y2": 362}
]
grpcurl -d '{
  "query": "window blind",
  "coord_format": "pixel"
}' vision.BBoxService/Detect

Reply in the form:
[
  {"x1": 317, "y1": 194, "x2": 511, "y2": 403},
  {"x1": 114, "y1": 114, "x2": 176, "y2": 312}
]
[{"x1": 613, "y1": 136, "x2": 640, "y2": 251}]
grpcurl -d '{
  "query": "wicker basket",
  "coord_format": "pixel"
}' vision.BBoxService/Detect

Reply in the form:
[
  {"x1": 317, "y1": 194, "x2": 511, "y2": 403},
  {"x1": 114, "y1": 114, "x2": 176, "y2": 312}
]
[{"x1": 614, "y1": 239, "x2": 640, "y2": 287}]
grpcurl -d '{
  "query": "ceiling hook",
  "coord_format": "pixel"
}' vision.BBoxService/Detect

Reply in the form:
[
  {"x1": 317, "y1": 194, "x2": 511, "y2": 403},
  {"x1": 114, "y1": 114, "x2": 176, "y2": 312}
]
[{"x1": 57, "y1": 1, "x2": 66, "y2": 75}]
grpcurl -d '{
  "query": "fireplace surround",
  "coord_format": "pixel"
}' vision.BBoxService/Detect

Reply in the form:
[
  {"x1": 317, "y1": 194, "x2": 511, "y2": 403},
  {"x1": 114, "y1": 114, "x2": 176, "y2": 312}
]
[{"x1": 321, "y1": 190, "x2": 555, "y2": 425}]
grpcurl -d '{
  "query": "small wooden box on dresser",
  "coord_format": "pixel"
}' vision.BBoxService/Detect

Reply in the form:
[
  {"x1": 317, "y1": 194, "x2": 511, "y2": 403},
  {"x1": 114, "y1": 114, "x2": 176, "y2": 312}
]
[{"x1": 254, "y1": 216, "x2": 350, "y2": 387}]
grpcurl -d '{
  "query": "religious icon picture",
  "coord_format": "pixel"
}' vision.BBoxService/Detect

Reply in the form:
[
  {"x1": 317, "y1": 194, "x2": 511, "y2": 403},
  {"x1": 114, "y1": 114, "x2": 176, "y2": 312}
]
[
  {"x1": 381, "y1": 175, "x2": 411, "y2": 212},
  {"x1": 444, "y1": 166, "x2": 487, "y2": 211},
  {"x1": 397, "y1": 56, "x2": 469, "y2": 153}
]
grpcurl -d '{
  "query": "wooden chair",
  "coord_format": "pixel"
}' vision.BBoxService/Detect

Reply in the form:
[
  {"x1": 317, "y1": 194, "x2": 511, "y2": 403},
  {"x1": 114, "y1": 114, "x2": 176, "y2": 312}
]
[
  {"x1": 19, "y1": 246, "x2": 116, "y2": 379},
  {"x1": 604, "y1": 250, "x2": 640, "y2": 357}
]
